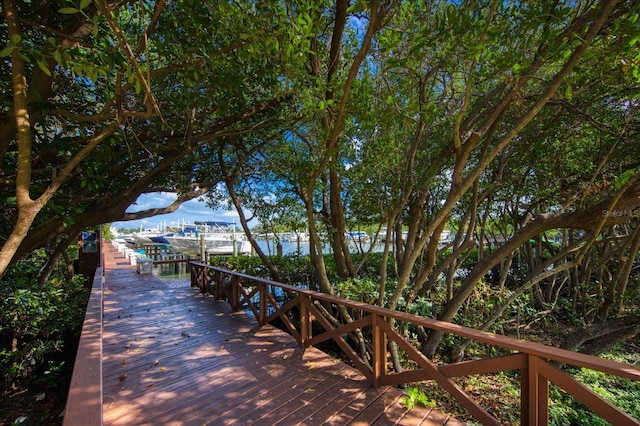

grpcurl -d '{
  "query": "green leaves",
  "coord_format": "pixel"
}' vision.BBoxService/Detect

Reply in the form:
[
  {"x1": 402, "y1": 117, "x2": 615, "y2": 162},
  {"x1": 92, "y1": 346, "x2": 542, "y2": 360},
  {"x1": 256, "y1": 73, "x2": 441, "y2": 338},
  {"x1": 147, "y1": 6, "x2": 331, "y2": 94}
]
[
  {"x1": 0, "y1": 45, "x2": 15, "y2": 58},
  {"x1": 0, "y1": 35, "x2": 21, "y2": 57},
  {"x1": 614, "y1": 168, "x2": 638, "y2": 190},
  {"x1": 347, "y1": 0, "x2": 368, "y2": 14},
  {"x1": 58, "y1": 0, "x2": 92, "y2": 15},
  {"x1": 402, "y1": 387, "x2": 434, "y2": 410},
  {"x1": 58, "y1": 7, "x2": 81, "y2": 14},
  {"x1": 0, "y1": 258, "x2": 90, "y2": 386}
]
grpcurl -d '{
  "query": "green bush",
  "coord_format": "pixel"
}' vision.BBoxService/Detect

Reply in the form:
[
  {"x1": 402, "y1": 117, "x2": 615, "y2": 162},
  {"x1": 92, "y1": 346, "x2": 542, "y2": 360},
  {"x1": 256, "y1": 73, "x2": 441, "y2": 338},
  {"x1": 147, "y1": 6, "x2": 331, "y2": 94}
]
[
  {"x1": 336, "y1": 277, "x2": 379, "y2": 303},
  {"x1": 549, "y1": 360, "x2": 640, "y2": 425},
  {"x1": 0, "y1": 257, "x2": 89, "y2": 390},
  {"x1": 213, "y1": 253, "x2": 326, "y2": 291}
]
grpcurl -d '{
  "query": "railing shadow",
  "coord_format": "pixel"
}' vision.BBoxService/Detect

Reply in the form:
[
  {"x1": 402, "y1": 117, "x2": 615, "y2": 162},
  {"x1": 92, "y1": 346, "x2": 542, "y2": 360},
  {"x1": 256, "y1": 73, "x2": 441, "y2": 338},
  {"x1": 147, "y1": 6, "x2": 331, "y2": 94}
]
[{"x1": 191, "y1": 261, "x2": 640, "y2": 426}]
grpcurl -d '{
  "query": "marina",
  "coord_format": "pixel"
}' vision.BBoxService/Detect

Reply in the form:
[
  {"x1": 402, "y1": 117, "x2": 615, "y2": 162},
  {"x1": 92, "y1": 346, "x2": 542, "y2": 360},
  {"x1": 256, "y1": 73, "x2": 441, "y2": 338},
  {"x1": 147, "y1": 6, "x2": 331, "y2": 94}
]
[
  {"x1": 162, "y1": 221, "x2": 252, "y2": 257},
  {"x1": 114, "y1": 224, "x2": 455, "y2": 265}
]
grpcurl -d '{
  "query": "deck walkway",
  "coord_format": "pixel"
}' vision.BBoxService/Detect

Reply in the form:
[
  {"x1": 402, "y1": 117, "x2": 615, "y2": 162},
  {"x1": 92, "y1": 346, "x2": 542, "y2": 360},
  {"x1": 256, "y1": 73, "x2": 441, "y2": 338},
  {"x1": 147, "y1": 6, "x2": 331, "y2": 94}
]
[{"x1": 101, "y1": 245, "x2": 463, "y2": 425}]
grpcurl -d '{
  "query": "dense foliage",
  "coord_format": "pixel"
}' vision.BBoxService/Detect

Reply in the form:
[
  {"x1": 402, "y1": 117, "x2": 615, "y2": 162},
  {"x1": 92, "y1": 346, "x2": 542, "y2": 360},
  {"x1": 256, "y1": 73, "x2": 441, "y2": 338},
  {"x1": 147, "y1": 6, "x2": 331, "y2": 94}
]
[
  {"x1": 0, "y1": 0, "x2": 294, "y2": 276},
  {"x1": 0, "y1": 251, "x2": 88, "y2": 385},
  {"x1": 214, "y1": 0, "x2": 640, "y2": 360},
  {"x1": 2, "y1": 0, "x2": 640, "y2": 392},
  {"x1": 0, "y1": 249, "x2": 89, "y2": 423}
]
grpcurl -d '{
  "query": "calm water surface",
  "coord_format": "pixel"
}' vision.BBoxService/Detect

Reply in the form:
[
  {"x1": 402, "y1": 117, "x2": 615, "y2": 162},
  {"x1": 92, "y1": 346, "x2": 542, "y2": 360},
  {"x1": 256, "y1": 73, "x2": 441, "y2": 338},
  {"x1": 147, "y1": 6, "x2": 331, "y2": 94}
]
[{"x1": 152, "y1": 240, "x2": 382, "y2": 279}]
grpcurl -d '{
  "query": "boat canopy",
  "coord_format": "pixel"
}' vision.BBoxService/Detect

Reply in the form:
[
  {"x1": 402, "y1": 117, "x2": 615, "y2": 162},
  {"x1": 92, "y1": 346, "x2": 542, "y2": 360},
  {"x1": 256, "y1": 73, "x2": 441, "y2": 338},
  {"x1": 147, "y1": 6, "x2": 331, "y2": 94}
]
[{"x1": 194, "y1": 221, "x2": 236, "y2": 227}]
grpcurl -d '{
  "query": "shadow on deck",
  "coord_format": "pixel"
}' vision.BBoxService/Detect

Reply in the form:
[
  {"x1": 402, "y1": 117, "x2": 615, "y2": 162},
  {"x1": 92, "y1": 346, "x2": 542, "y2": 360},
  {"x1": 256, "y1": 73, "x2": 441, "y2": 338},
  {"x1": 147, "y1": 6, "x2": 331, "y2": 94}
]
[{"x1": 101, "y1": 245, "x2": 462, "y2": 425}]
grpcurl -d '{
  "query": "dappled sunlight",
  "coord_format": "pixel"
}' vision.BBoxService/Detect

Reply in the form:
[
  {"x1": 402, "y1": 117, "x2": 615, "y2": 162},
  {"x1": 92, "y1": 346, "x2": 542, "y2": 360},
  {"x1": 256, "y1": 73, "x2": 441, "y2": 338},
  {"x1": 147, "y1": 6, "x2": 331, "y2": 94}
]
[{"x1": 100, "y1": 244, "x2": 449, "y2": 425}]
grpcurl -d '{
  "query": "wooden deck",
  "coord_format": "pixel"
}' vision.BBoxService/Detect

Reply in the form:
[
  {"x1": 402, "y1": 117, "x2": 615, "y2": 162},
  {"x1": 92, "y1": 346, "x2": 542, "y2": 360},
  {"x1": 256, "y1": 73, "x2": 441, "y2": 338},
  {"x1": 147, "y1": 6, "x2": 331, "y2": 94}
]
[{"x1": 101, "y1": 245, "x2": 463, "y2": 425}]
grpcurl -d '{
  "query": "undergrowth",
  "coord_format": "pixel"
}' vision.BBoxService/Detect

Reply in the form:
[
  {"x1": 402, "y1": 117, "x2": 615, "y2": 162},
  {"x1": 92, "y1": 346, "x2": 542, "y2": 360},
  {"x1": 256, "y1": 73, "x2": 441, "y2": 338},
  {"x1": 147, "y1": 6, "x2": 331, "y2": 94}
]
[
  {"x1": 0, "y1": 251, "x2": 90, "y2": 425},
  {"x1": 408, "y1": 340, "x2": 640, "y2": 425}
]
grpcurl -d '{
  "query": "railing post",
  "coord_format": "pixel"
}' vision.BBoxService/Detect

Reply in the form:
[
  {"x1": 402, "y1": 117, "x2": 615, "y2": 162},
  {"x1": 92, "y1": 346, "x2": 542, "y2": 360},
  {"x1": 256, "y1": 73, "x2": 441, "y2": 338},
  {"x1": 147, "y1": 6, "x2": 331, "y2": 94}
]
[
  {"x1": 300, "y1": 294, "x2": 312, "y2": 348},
  {"x1": 190, "y1": 263, "x2": 196, "y2": 288},
  {"x1": 259, "y1": 282, "x2": 267, "y2": 325},
  {"x1": 371, "y1": 314, "x2": 387, "y2": 387},
  {"x1": 521, "y1": 363, "x2": 529, "y2": 425},
  {"x1": 204, "y1": 267, "x2": 212, "y2": 294},
  {"x1": 526, "y1": 355, "x2": 549, "y2": 426},
  {"x1": 214, "y1": 270, "x2": 222, "y2": 300},
  {"x1": 200, "y1": 264, "x2": 204, "y2": 291},
  {"x1": 230, "y1": 276, "x2": 240, "y2": 312}
]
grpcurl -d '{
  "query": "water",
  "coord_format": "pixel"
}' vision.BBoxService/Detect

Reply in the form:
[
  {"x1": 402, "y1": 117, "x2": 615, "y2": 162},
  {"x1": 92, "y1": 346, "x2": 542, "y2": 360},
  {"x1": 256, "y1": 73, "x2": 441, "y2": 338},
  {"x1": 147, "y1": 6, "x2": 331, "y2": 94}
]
[
  {"x1": 151, "y1": 239, "x2": 383, "y2": 279},
  {"x1": 254, "y1": 240, "x2": 381, "y2": 256},
  {"x1": 153, "y1": 261, "x2": 190, "y2": 279}
]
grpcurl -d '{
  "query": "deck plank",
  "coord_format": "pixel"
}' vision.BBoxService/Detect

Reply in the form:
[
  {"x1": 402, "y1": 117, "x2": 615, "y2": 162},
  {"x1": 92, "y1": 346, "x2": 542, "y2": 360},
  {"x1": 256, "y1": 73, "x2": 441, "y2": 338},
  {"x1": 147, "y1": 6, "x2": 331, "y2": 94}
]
[{"x1": 101, "y1": 244, "x2": 460, "y2": 425}]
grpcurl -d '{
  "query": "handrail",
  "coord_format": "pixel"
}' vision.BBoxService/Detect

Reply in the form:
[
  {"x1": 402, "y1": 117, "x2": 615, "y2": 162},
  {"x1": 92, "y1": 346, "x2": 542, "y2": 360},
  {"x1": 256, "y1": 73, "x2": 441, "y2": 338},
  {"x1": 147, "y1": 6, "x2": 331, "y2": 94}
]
[
  {"x1": 63, "y1": 266, "x2": 103, "y2": 426},
  {"x1": 190, "y1": 261, "x2": 640, "y2": 426}
]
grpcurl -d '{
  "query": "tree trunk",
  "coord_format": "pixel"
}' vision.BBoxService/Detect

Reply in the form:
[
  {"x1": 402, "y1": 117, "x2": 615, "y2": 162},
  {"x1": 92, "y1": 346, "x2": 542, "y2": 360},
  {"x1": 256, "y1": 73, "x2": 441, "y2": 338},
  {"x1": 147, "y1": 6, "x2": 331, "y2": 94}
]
[
  {"x1": 597, "y1": 226, "x2": 640, "y2": 320},
  {"x1": 225, "y1": 177, "x2": 282, "y2": 282},
  {"x1": 329, "y1": 165, "x2": 354, "y2": 279},
  {"x1": 562, "y1": 314, "x2": 640, "y2": 356},
  {"x1": 423, "y1": 180, "x2": 640, "y2": 357}
]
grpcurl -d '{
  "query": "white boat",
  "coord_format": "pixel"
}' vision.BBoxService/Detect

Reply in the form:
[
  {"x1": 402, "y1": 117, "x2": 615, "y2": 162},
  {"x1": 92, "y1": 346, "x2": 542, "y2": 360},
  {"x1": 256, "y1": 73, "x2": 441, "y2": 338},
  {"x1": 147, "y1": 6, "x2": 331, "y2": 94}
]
[
  {"x1": 163, "y1": 221, "x2": 252, "y2": 256},
  {"x1": 347, "y1": 231, "x2": 370, "y2": 243},
  {"x1": 122, "y1": 226, "x2": 166, "y2": 246},
  {"x1": 282, "y1": 232, "x2": 310, "y2": 242}
]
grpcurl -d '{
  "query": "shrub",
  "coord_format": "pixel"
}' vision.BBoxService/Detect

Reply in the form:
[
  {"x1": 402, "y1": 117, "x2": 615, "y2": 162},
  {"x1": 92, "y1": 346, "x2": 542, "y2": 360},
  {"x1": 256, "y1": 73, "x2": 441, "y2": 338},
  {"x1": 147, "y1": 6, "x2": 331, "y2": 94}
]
[{"x1": 0, "y1": 257, "x2": 89, "y2": 390}]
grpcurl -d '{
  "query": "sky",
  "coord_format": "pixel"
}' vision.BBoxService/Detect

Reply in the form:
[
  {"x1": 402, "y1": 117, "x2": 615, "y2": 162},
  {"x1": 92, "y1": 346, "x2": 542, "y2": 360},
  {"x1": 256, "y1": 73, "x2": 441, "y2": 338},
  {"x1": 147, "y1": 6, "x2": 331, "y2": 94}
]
[{"x1": 111, "y1": 192, "x2": 249, "y2": 231}]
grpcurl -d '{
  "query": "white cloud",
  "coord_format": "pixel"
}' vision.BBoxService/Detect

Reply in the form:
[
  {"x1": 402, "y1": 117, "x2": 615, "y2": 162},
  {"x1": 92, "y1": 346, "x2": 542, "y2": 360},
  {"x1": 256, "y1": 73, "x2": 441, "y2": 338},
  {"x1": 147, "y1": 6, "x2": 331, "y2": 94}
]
[
  {"x1": 112, "y1": 193, "x2": 253, "y2": 231},
  {"x1": 126, "y1": 192, "x2": 177, "y2": 211}
]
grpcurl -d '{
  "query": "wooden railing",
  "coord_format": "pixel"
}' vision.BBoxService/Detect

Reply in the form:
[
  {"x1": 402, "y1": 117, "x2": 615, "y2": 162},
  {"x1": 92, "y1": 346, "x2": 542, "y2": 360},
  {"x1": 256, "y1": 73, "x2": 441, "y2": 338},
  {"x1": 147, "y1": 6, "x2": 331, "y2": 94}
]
[
  {"x1": 63, "y1": 266, "x2": 103, "y2": 426},
  {"x1": 191, "y1": 261, "x2": 640, "y2": 426}
]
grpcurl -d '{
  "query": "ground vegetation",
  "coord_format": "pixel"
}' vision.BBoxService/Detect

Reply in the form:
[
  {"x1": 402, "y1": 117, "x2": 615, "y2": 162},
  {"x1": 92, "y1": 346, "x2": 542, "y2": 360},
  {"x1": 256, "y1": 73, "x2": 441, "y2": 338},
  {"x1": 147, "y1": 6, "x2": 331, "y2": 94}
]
[{"x1": 0, "y1": 247, "x2": 89, "y2": 425}]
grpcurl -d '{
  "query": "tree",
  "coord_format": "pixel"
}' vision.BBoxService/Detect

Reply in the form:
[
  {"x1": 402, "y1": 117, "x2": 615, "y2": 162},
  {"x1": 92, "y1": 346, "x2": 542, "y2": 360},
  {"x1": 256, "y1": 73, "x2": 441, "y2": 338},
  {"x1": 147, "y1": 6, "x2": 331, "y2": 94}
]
[
  {"x1": 240, "y1": 0, "x2": 640, "y2": 359},
  {"x1": 376, "y1": 0, "x2": 640, "y2": 357},
  {"x1": 4, "y1": 0, "x2": 640, "y2": 361},
  {"x1": 0, "y1": 0, "x2": 294, "y2": 278}
]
